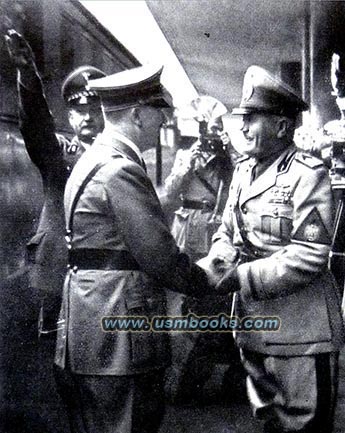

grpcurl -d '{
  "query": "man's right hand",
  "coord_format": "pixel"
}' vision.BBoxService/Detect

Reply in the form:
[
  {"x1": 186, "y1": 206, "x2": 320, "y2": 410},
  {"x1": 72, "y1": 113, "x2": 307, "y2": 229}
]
[{"x1": 5, "y1": 29, "x2": 36, "y2": 68}]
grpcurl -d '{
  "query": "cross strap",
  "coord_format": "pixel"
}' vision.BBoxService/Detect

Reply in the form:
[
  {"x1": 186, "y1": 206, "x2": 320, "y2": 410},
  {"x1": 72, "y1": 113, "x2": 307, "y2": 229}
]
[
  {"x1": 194, "y1": 170, "x2": 218, "y2": 197},
  {"x1": 66, "y1": 155, "x2": 123, "y2": 243}
]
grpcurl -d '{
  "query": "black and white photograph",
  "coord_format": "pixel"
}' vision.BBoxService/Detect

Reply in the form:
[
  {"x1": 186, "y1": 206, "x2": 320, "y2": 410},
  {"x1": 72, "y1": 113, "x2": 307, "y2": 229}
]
[{"x1": 0, "y1": 1, "x2": 344, "y2": 432}]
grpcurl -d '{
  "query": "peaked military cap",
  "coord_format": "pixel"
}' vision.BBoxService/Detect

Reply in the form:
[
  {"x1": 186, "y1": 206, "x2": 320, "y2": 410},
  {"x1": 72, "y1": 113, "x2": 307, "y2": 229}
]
[
  {"x1": 232, "y1": 65, "x2": 308, "y2": 118},
  {"x1": 87, "y1": 64, "x2": 173, "y2": 110},
  {"x1": 61, "y1": 65, "x2": 106, "y2": 105}
]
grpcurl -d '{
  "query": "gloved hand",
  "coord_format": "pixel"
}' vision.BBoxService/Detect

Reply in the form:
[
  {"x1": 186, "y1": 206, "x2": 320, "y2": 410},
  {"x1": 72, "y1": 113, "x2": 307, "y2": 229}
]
[
  {"x1": 215, "y1": 267, "x2": 241, "y2": 295},
  {"x1": 5, "y1": 29, "x2": 36, "y2": 68}
]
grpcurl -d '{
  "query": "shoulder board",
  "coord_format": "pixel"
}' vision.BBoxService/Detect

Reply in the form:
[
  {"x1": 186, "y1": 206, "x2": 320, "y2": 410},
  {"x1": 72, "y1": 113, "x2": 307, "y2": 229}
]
[
  {"x1": 277, "y1": 150, "x2": 296, "y2": 174},
  {"x1": 234, "y1": 155, "x2": 250, "y2": 173},
  {"x1": 294, "y1": 152, "x2": 323, "y2": 169},
  {"x1": 236, "y1": 155, "x2": 250, "y2": 164}
]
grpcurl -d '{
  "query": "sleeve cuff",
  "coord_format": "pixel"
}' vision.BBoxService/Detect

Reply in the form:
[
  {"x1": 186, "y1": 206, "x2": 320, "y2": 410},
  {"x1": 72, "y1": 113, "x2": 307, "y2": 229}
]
[{"x1": 237, "y1": 262, "x2": 263, "y2": 301}]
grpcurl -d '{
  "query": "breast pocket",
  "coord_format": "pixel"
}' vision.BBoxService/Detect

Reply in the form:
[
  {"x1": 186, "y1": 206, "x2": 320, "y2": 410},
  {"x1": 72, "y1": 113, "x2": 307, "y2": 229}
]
[
  {"x1": 26, "y1": 232, "x2": 47, "y2": 264},
  {"x1": 171, "y1": 207, "x2": 191, "y2": 250},
  {"x1": 261, "y1": 206, "x2": 293, "y2": 244}
]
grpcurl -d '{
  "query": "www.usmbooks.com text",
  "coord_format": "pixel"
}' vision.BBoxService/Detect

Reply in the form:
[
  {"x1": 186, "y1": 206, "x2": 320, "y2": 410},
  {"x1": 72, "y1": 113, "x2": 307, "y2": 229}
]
[{"x1": 101, "y1": 314, "x2": 280, "y2": 333}]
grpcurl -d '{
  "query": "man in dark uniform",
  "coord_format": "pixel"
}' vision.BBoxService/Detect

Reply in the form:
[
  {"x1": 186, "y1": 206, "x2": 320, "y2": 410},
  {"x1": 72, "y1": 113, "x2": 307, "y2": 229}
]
[
  {"x1": 199, "y1": 65, "x2": 345, "y2": 433},
  {"x1": 5, "y1": 30, "x2": 105, "y2": 335},
  {"x1": 54, "y1": 64, "x2": 210, "y2": 433}
]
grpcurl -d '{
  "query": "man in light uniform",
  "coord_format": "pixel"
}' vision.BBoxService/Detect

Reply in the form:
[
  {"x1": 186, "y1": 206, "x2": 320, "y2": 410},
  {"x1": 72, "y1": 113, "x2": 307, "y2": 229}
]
[
  {"x1": 164, "y1": 96, "x2": 239, "y2": 403},
  {"x1": 166, "y1": 96, "x2": 233, "y2": 261},
  {"x1": 200, "y1": 65, "x2": 345, "y2": 433},
  {"x1": 54, "y1": 64, "x2": 210, "y2": 433}
]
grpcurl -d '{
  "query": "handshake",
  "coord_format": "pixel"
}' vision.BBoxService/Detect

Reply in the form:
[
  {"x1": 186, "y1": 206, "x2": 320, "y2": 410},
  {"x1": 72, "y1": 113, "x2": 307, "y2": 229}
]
[{"x1": 197, "y1": 243, "x2": 242, "y2": 295}]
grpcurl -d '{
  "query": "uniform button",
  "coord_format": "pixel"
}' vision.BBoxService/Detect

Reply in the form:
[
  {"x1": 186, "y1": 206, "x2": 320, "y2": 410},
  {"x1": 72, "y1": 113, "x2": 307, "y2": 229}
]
[
  {"x1": 72, "y1": 266, "x2": 78, "y2": 273},
  {"x1": 242, "y1": 205, "x2": 247, "y2": 214},
  {"x1": 273, "y1": 208, "x2": 279, "y2": 217}
]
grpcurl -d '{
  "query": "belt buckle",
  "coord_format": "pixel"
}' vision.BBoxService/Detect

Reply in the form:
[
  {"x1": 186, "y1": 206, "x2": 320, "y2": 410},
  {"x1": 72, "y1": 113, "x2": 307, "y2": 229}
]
[{"x1": 202, "y1": 199, "x2": 211, "y2": 212}]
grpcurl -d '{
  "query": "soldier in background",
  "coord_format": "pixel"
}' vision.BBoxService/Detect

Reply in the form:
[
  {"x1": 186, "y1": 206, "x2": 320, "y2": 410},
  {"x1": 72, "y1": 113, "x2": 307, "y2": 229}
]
[
  {"x1": 165, "y1": 96, "x2": 233, "y2": 262},
  {"x1": 322, "y1": 52, "x2": 345, "y2": 311},
  {"x1": 323, "y1": 53, "x2": 345, "y2": 153},
  {"x1": 5, "y1": 29, "x2": 105, "y2": 335},
  {"x1": 200, "y1": 65, "x2": 345, "y2": 433},
  {"x1": 164, "y1": 96, "x2": 242, "y2": 404}
]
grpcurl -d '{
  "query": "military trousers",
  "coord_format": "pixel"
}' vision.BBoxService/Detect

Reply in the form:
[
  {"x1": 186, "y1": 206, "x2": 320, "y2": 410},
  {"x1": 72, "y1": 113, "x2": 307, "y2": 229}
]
[
  {"x1": 240, "y1": 349, "x2": 339, "y2": 433},
  {"x1": 54, "y1": 365, "x2": 165, "y2": 433}
]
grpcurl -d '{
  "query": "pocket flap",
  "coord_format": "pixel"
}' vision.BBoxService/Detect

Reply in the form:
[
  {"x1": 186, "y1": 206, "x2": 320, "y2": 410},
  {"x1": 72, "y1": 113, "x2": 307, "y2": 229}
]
[
  {"x1": 125, "y1": 294, "x2": 146, "y2": 311},
  {"x1": 26, "y1": 232, "x2": 46, "y2": 249},
  {"x1": 261, "y1": 205, "x2": 292, "y2": 219}
]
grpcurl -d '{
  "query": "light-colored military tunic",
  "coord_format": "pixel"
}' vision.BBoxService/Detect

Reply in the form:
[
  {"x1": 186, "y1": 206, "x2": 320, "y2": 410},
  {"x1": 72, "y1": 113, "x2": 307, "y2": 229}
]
[{"x1": 210, "y1": 144, "x2": 345, "y2": 355}]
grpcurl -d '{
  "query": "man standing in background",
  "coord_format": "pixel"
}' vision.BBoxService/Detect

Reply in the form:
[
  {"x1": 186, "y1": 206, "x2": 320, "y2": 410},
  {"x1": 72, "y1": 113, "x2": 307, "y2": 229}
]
[
  {"x1": 164, "y1": 96, "x2": 241, "y2": 404},
  {"x1": 5, "y1": 29, "x2": 105, "y2": 335}
]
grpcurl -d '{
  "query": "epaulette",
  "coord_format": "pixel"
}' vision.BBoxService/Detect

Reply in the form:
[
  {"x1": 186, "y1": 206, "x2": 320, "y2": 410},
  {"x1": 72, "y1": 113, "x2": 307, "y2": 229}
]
[
  {"x1": 277, "y1": 150, "x2": 296, "y2": 174},
  {"x1": 294, "y1": 151, "x2": 323, "y2": 169},
  {"x1": 234, "y1": 155, "x2": 250, "y2": 173},
  {"x1": 235, "y1": 155, "x2": 250, "y2": 164}
]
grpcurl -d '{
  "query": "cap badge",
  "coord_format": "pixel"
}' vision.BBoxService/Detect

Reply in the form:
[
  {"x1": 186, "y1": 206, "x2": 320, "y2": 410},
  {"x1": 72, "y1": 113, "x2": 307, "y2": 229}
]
[
  {"x1": 304, "y1": 223, "x2": 320, "y2": 242},
  {"x1": 81, "y1": 71, "x2": 91, "y2": 83},
  {"x1": 294, "y1": 207, "x2": 331, "y2": 245}
]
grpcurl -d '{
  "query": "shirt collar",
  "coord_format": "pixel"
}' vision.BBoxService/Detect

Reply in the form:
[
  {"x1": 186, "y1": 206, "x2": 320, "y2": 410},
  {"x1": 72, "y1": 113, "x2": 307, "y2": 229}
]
[
  {"x1": 99, "y1": 127, "x2": 146, "y2": 171},
  {"x1": 105, "y1": 128, "x2": 143, "y2": 160}
]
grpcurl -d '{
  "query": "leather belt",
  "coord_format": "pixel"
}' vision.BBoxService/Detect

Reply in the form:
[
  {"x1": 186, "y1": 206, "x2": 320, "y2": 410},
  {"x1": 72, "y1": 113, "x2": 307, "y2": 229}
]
[
  {"x1": 239, "y1": 250, "x2": 263, "y2": 263},
  {"x1": 68, "y1": 249, "x2": 140, "y2": 271},
  {"x1": 182, "y1": 198, "x2": 215, "y2": 211}
]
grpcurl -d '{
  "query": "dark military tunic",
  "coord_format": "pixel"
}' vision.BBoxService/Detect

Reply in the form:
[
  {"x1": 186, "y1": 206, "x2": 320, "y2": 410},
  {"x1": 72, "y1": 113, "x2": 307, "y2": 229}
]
[
  {"x1": 54, "y1": 129, "x2": 209, "y2": 433},
  {"x1": 18, "y1": 74, "x2": 87, "y2": 331},
  {"x1": 55, "y1": 128, "x2": 209, "y2": 374}
]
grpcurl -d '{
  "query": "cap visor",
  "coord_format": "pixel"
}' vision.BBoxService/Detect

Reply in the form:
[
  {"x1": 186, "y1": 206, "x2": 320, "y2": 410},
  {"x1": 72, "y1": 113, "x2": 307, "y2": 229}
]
[{"x1": 231, "y1": 107, "x2": 257, "y2": 115}]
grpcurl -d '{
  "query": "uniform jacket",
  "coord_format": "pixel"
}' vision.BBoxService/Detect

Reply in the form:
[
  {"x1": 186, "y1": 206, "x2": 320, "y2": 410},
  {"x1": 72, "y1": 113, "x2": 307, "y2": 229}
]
[
  {"x1": 18, "y1": 74, "x2": 86, "y2": 325},
  {"x1": 166, "y1": 146, "x2": 232, "y2": 261},
  {"x1": 55, "y1": 129, "x2": 209, "y2": 375},
  {"x1": 209, "y1": 144, "x2": 345, "y2": 356}
]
